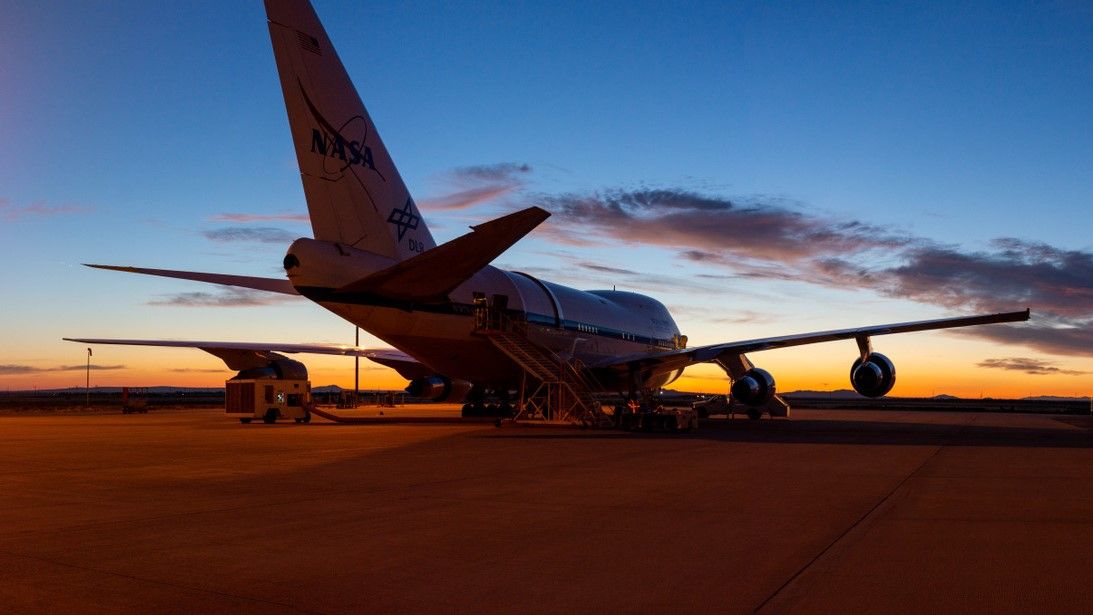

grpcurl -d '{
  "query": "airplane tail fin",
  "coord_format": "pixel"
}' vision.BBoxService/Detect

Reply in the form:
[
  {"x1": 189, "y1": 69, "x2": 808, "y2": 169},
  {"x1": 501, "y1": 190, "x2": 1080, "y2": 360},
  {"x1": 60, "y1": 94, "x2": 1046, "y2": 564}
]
[{"x1": 265, "y1": 0, "x2": 434, "y2": 260}]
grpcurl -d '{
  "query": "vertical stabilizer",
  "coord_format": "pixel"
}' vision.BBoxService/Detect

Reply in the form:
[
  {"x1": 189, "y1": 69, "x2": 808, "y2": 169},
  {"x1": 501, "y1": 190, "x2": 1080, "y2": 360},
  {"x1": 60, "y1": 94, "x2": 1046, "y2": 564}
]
[{"x1": 265, "y1": 0, "x2": 435, "y2": 260}]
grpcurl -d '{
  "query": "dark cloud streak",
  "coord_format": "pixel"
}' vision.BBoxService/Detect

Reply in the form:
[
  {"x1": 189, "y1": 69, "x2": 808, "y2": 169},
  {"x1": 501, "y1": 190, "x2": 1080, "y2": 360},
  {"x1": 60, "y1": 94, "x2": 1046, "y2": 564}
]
[
  {"x1": 149, "y1": 287, "x2": 298, "y2": 308},
  {"x1": 210, "y1": 212, "x2": 309, "y2": 223},
  {"x1": 0, "y1": 364, "x2": 126, "y2": 375},
  {"x1": 203, "y1": 227, "x2": 297, "y2": 244},
  {"x1": 0, "y1": 199, "x2": 90, "y2": 221},
  {"x1": 977, "y1": 357, "x2": 1088, "y2": 376},
  {"x1": 579, "y1": 262, "x2": 639, "y2": 276}
]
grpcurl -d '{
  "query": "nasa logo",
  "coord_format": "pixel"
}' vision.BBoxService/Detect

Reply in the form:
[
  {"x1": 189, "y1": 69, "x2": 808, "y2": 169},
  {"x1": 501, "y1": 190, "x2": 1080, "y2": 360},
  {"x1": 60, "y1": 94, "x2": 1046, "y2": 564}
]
[
  {"x1": 298, "y1": 81, "x2": 385, "y2": 181},
  {"x1": 310, "y1": 130, "x2": 376, "y2": 170}
]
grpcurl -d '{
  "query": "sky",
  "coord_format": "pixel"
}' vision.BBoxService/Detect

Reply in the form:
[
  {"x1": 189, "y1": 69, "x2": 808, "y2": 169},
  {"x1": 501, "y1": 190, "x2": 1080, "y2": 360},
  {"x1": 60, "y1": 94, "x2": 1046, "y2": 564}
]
[{"x1": 2, "y1": 1, "x2": 1092, "y2": 398}]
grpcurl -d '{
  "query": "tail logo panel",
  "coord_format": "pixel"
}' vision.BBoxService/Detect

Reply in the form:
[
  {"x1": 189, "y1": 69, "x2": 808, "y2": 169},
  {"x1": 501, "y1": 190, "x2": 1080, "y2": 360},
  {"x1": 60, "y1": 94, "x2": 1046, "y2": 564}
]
[
  {"x1": 298, "y1": 80, "x2": 386, "y2": 182},
  {"x1": 386, "y1": 198, "x2": 420, "y2": 241}
]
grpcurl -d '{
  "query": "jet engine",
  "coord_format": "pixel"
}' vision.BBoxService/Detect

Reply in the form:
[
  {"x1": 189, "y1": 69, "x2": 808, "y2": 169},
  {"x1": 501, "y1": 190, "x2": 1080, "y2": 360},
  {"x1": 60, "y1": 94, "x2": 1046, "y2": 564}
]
[
  {"x1": 405, "y1": 376, "x2": 473, "y2": 402},
  {"x1": 730, "y1": 368, "x2": 776, "y2": 406},
  {"x1": 231, "y1": 355, "x2": 308, "y2": 381},
  {"x1": 850, "y1": 353, "x2": 896, "y2": 398}
]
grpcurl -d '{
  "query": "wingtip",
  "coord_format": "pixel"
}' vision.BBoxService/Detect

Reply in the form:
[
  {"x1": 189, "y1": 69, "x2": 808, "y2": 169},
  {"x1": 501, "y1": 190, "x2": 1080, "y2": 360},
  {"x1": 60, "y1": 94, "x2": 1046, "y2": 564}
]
[
  {"x1": 508, "y1": 205, "x2": 551, "y2": 221},
  {"x1": 469, "y1": 206, "x2": 551, "y2": 232},
  {"x1": 529, "y1": 205, "x2": 551, "y2": 219}
]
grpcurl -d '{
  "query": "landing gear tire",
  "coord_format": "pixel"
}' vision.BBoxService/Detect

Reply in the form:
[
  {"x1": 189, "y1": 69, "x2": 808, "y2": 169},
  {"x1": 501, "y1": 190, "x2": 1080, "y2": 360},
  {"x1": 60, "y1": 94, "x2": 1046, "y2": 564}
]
[
  {"x1": 461, "y1": 403, "x2": 476, "y2": 417},
  {"x1": 746, "y1": 408, "x2": 763, "y2": 421},
  {"x1": 486, "y1": 403, "x2": 499, "y2": 417},
  {"x1": 263, "y1": 408, "x2": 278, "y2": 424},
  {"x1": 240, "y1": 418, "x2": 252, "y2": 424}
]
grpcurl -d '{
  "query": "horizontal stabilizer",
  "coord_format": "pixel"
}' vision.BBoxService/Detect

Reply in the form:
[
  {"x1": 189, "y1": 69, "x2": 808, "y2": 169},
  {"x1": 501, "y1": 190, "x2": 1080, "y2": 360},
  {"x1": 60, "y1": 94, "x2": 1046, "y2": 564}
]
[
  {"x1": 334, "y1": 206, "x2": 550, "y2": 302},
  {"x1": 64, "y1": 337, "x2": 425, "y2": 377},
  {"x1": 86, "y1": 264, "x2": 299, "y2": 295}
]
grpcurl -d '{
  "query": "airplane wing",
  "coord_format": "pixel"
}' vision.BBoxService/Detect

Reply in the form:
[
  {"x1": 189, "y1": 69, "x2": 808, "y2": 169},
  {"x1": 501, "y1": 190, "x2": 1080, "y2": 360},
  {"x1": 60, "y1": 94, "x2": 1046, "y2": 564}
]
[
  {"x1": 589, "y1": 309, "x2": 1031, "y2": 376},
  {"x1": 84, "y1": 264, "x2": 299, "y2": 295},
  {"x1": 63, "y1": 338, "x2": 429, "y2": 379}
]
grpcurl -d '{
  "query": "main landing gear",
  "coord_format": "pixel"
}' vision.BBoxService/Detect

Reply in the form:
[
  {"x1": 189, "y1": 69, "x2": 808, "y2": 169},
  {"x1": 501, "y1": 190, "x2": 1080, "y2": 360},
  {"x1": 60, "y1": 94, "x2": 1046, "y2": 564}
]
[
  {"x1": 460, "y1": 387, "x2": 515, "y2": 418},
  {"x1": 613, "y1": 390, "x2": 698, "y2": 433}
]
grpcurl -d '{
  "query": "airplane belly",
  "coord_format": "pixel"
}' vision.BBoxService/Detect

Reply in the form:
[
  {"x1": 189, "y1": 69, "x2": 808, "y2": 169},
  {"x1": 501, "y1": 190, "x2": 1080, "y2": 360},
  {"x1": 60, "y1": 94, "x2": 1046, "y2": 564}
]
[{"x1": 319, "y1": 301, "x2": 522, "y2": 385}]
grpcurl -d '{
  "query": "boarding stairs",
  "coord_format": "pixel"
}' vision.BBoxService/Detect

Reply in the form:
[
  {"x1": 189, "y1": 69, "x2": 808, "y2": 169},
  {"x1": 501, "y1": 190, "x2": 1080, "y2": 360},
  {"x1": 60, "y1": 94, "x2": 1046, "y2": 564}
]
[{"x1": 475, "y1": 312, "x2": 613, "y2": 427}]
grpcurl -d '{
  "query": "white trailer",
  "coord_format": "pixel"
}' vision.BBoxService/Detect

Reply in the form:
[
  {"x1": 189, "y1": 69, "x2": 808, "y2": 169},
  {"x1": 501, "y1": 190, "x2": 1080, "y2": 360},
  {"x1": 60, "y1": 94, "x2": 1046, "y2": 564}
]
[{"x1": 226, "y1": 379, "x2": 312, "y2": 424}]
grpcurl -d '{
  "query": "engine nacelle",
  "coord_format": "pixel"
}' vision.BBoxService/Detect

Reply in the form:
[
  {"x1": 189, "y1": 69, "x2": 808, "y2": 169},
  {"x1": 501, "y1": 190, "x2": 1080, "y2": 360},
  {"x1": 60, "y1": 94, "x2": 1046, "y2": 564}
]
[
  {"x1": 405, "y1": 376, "x2": 473, "y2": 402},
  {"x1": 730, "y1": 368, "x2": 776, "y2": 407},
  {"x1": 231, "y1": 355, "x2": 308, "y2": 381},
  {"x1": 850, "y1": 353, "x2": 897, "y2": 398}
]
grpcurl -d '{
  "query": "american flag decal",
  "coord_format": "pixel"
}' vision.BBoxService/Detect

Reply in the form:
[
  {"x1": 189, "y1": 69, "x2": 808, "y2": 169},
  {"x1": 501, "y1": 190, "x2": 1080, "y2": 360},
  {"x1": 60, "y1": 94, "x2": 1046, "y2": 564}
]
[{"x1": 296, "y1": 30, "x2": 321, "y2": 55}]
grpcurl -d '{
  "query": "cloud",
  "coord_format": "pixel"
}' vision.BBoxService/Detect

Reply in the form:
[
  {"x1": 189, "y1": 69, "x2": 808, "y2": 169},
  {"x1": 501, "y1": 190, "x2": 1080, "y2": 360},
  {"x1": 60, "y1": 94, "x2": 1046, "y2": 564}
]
[
  {"x1": 0, "y1": 364, "x2": 126, "y2": 375},
  {"x1": 504, "y1": 259, "x2": 719, "y2": 295},
  {"x1": 532, "y1": 187, "x2": 1093, "y2": 357},
  {"x1": 541, "y1": 189, "x2": 908, "y2": 262},
  {"x1": 667, "y1": 305, "x2": 776, "y2": 325},
  {"x1": 419, "y1": 163, "x2": 532, "y2": 210},
  {"x1": 454, "y1": 163, "x2": 531, "y2": 182},
  {"x1": 832, "y1": 239, "x2": 1093, "y2": 317},
  {"x1": 578, "y1": 262, "x2": 639, "y2": 276},
  {"x1": 952, "y1": 321, "x2": 1093, "y2": 358},
  {"x1": 977, "y1": 357, "x2": 1088, "y2": 376},
  {"x1": 148, "y1": 286, "x2": 298, "y2": 308},
  {"x1": 202, "y1": 227, "x2": 297, "y2": 244},
  {"x1": 419, "y1": 185, "x2": 517, "y2": 211},
  {"x1": 0, "y1": 199, "x2": 90, "y2": 221},
  {"x1": 210, "y1": 212, "x2": 310, "y2": 223}
]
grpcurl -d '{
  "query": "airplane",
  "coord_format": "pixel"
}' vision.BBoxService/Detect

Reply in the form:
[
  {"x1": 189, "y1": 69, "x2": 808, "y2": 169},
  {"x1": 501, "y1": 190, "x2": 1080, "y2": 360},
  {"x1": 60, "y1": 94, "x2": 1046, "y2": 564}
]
[{"x1": 67, "y1": 0, "x2": 1029, "y2": 423}]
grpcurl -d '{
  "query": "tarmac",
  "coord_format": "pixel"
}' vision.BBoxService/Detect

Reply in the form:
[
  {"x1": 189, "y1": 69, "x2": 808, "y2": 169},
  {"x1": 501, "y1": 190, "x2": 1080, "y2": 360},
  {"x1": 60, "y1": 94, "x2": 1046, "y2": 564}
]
[{"x1": 1, "y1": 406, "x2": 1091, "y2": 613}]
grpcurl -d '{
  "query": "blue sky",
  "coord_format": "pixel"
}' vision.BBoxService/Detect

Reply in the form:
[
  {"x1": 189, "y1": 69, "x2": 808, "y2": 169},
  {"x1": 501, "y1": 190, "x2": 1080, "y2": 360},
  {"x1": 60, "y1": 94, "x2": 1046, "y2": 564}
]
[{"x1": 2, "y1": 1, "x2": 1091, "y2": 395}]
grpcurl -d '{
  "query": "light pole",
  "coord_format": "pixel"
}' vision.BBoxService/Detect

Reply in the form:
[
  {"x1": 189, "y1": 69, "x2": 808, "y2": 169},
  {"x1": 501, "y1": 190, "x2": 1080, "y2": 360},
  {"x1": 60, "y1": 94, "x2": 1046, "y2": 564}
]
[
  {"x1": 354, "y1": 326, "x2": 360, "y2": 407},
  {"x1": 86, "y1": 347, "x2": 92, "y2": 408}
]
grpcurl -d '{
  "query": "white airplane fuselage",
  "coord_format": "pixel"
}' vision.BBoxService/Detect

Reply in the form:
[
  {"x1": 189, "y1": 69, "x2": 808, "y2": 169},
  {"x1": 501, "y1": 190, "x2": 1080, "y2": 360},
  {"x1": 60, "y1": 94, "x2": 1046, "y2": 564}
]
[{"x1": 286, "y1": 237, "x2": 685, "y2": 389}]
